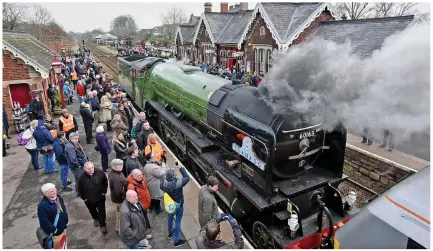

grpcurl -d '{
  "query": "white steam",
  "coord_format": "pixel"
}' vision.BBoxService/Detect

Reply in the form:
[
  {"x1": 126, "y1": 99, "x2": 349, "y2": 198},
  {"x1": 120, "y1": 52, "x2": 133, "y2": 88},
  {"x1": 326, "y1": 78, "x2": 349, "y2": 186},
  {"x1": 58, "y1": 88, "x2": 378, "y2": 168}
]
[{"x1": 259, "y1": 24, "x2": 430, "y2": 144}]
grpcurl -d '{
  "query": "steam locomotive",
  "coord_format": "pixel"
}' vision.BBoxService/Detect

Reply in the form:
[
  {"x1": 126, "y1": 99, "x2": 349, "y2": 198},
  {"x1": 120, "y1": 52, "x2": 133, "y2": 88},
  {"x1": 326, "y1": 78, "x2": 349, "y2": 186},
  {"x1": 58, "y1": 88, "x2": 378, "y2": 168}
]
[{"x1": 118, "y1": 56, "x2": 358, "y2": 248}]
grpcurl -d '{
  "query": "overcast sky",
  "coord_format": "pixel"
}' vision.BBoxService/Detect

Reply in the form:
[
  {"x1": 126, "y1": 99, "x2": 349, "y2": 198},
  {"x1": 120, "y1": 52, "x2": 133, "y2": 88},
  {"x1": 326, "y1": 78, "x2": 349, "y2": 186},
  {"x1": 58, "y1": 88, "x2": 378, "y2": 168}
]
[
  {"x1": 38, "y1": 2, "x2": 257, "y2": 33},
  {"x1": 37, "y1": 2, "x2": 430, "y2": 33}
]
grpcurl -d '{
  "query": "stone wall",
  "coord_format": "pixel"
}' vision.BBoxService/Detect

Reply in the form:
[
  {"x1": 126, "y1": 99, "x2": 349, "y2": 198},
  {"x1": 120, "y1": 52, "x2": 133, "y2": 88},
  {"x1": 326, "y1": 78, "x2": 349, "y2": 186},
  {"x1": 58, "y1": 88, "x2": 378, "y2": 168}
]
[{"x1": 344, "y1": 145, "x2": 415, "y2": 193}]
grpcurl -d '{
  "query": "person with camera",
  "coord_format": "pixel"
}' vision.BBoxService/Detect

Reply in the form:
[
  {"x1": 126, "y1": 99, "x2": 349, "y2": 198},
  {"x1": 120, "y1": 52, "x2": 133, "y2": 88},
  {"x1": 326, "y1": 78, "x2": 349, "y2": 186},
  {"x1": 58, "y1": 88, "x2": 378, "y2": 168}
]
[
  {"x1": 160, "y1": 162, "x2": 190, "y2": 248},
  {"x1": 195, "y1": 213, "x2": 244, "y2": 249}
]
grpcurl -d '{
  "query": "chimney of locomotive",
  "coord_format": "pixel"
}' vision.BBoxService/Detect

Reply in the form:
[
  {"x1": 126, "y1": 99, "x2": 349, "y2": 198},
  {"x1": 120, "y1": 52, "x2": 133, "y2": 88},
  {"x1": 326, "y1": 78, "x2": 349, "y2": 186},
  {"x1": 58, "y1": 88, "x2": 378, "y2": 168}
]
[
  {"x1": 204, "y1": 2, "x2": 213, "y2": 13},
  {"x1": 221, "y1": 2, "x2": 228, "y2": 13},
  {"x1": 240, "y1": 2, "x2": 248, "y2": 10}
]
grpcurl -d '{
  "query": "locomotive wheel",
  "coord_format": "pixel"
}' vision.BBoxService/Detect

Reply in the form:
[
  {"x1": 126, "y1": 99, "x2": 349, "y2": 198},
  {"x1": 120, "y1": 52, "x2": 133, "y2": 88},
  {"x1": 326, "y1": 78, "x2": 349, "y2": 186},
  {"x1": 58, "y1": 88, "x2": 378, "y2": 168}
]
[{"x1": 252, "y1": 221, "x2": 276, "y2": 249}]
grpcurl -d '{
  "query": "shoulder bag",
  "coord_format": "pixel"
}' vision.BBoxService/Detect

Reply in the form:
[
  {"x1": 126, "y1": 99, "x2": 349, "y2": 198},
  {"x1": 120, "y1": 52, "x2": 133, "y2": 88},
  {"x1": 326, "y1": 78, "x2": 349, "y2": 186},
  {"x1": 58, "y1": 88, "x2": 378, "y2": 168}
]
[{"x1": 36, "y1": 201, "x2": 61, "y2": 249}]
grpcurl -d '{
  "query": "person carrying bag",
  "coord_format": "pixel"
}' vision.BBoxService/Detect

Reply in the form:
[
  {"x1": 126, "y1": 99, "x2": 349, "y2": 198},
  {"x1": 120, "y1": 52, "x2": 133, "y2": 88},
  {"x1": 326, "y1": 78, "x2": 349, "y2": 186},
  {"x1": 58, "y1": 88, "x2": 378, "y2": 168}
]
[
  {"x1": 36, "y1": 183, "x2": 68, "y2": 249},
  {"x1": 36, "y1": 203, "x2": 61, "y2": 249}
]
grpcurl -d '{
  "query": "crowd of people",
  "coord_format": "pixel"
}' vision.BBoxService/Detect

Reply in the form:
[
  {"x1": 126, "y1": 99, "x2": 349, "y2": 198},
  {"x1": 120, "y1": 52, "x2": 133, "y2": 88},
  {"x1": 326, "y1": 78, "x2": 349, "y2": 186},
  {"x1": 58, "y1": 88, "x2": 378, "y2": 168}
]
[{"x1": 30, "y1": 47, "x2": 244, "y2": 249}]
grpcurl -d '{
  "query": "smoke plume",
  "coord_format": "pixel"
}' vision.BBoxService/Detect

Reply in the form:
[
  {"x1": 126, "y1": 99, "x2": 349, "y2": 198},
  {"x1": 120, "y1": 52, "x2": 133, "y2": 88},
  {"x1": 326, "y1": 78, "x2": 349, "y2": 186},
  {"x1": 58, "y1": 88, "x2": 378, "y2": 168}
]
[{"x1": 259, "y1": 24, "x2": 430, "y2": 145}]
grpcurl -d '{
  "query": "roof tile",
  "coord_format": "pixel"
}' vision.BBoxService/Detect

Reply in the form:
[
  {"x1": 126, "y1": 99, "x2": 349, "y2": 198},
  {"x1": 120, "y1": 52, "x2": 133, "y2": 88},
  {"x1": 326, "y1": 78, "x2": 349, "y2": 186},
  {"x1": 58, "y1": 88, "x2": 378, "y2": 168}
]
[
  {"x1": 307, "y1": 16, "x2": 414, "y2": 58},
  {"x1": 3, "y1": 31, "x2": 56, "y2": 74}
]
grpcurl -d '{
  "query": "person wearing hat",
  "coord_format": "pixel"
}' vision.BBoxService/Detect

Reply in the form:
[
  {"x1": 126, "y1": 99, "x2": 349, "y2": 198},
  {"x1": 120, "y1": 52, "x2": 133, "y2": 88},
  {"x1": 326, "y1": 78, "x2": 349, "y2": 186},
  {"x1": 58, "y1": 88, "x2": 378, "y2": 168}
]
[
  {"x1": 160, "y1": 164, "x2": 190, "y2": 248},
  {"x1": 58, "y1": 109, "x2": 78, "y2": 140}
]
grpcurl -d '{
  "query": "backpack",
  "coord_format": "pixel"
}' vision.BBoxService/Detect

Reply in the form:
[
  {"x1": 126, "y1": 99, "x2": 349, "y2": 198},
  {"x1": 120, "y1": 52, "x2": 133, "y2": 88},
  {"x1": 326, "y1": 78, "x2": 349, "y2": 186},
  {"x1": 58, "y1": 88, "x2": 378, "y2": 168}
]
[
  {"x1": 130, "y1": 127, "x2": 136, "y2": 139},
  {"x1": 17, "y1": 131, "x2": 29, "y2": 146}
]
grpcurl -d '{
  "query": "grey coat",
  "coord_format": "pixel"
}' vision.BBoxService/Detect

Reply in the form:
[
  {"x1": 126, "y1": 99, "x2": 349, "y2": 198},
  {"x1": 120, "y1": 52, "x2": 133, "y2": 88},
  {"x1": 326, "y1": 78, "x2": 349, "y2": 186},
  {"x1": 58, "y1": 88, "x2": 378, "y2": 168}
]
[
  {"x1": 141, "y1": 162, "x2": 166, "y2": 199},
  {"x1": 119, "y1": 200, "x2": 147, "y2": 246},
  {"x1": 198, "y1": 185, "x2": 220, "y2": 227}
]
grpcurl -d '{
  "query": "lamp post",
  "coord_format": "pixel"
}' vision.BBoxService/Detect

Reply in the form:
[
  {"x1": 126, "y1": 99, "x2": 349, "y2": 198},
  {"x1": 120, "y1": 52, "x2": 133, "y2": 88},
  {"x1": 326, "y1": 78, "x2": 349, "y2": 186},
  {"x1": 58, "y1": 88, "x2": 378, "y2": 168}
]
[{"x1": 52, "y1": 56, "x2": 66, "y2": 109}]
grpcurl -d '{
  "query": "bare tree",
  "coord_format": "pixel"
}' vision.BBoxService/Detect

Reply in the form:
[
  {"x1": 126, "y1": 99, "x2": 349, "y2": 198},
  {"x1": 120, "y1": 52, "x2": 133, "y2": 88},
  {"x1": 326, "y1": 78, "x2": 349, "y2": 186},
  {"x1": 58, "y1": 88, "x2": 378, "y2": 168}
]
[
  {"x1": 160, "y1": 6, "x2": 187, "y2": 41},
  {"x1": 30, "y1": 4, "x2": 53, "y2": 41},
  {"x1": 330, "y1": 3, "x2": 374, "y2": 20},
  {"x1": 2, "y1": 3, "x2": 29, "y2": 30},
  {"x1": 414, "y1": 12, "x2": 430, "y2": 24},
  {"x1": 373, "y1": 2, "x2": 418, "y2": 18}
]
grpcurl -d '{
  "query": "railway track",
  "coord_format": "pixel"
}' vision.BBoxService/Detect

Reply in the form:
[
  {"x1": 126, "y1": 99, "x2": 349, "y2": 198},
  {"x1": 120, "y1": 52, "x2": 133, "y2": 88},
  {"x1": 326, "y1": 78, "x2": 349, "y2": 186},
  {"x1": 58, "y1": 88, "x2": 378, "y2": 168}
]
[
  {"x1": 338, "y1": 178, "x2": 379, "y2": 209},
  {"x1": 83, "y1": 43, "x2": 118, "y2": 80}
]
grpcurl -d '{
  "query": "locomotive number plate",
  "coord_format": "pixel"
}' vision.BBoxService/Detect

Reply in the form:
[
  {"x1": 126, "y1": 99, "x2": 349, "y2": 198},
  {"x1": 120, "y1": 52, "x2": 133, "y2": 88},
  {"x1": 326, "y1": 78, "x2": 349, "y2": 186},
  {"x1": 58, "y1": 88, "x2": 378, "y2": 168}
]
[{"x1": 299, "y1": 130, "x2": 315, "y2": 139}]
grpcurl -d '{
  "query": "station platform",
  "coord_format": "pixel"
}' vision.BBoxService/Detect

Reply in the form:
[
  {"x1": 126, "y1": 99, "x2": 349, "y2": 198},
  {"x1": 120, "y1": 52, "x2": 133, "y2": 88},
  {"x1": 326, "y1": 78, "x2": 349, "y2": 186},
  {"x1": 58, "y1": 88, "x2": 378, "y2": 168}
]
[
  {"x1": 346, "y1": 133, "x2": 429, "y2": 171},
  {"x1": 2, "y1": 98, "x2": 251, "y2": 249}
]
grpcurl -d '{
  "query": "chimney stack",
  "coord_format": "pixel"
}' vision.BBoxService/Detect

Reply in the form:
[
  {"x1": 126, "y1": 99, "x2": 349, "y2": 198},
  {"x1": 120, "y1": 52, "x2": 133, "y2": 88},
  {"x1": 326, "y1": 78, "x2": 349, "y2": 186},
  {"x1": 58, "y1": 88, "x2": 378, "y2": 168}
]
[
  {"x1": 240, "y1": 2, "x2": 248, "y2": 10},
  {"x1": 204, "y1": 2, "x2": 212, "y2": 13},
  {"x1": 221, "y1": 2, "x2": 228, "y2": 13}
]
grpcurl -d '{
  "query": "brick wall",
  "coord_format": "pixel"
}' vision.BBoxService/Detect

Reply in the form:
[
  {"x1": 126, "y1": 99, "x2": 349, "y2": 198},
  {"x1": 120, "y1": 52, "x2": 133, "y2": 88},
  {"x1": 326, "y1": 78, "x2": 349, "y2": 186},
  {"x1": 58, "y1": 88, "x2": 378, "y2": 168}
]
[
  {"x1": 291, "y1": 10, "x2": 334, "y2": 46},
  {"x1": 2, "y1": 51, "x2": 31, "y2": 81},
  {"x1": 344, "y1": 146, "x2": 414, "y2": 193},
  {"x1": 244, "y1": 14, "x2": 279, "y2": 73}
]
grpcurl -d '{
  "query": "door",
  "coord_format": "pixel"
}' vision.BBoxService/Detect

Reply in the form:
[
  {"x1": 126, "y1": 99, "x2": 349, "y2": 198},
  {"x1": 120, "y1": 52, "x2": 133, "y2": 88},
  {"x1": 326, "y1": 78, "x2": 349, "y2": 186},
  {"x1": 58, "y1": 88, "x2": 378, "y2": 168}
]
[
  {"x1": 9, "y1": 83, "x2": 31, "y2": 108},
  {"x1": 228, "y1": 58, "x2": 234, "y2": 69}
]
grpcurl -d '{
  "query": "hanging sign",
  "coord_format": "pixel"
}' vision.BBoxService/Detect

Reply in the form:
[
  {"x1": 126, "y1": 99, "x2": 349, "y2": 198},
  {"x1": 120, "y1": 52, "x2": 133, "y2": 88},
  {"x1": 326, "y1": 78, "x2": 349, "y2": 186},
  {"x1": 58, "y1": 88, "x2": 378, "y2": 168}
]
[{"x1": 232, "y1": 136, "x2": 266, "y2": 170}]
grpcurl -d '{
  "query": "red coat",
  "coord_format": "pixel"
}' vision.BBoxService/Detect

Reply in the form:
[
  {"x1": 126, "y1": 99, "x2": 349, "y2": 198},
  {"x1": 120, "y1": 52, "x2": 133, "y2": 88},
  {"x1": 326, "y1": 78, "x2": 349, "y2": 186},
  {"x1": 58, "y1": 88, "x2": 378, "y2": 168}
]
[
  {"x1": 77, "y1": 84, "x2": 86, "y2": 96},
  {"x1": 257, "y1": 78, "x2": 263, "y2": 87},
  {"x1": 127, "y1": 174, "x2": 151, "y2": 209}
]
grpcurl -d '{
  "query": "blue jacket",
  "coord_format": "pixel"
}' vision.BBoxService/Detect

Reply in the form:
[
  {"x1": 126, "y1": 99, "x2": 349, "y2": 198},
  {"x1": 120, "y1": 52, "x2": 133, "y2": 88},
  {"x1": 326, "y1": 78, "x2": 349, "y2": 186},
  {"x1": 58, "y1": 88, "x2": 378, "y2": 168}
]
[
  {"x1": 90, "y1": 97, "x2": 100, "y2": 111},
  {"x1": 160, "y1": 167, "x2": 190, "y2": 204},
  {"x1": 53, "y1": 138, "x2": 68, "y2": 165},
  {"x1": 96, "y1": 132, "x2": 111, "y2": 154},
  {"x1": 63, "y1": 85, "x2": 71, "y2": 96},
  {"x1": 64, "y1": 141, "x2": 87, "y2": 168},
  {"x1": 33, "y1": 120, "x2": 54, "y2": 149},
  {"x1": 38, "y1": 196, "x2": 68, "y2": 236}
]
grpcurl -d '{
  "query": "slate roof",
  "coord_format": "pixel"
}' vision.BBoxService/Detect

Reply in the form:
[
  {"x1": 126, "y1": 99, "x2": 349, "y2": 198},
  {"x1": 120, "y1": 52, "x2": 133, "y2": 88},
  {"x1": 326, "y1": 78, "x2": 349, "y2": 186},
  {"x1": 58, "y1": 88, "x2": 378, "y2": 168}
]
[
  {"x1": 307, "y1": 15, "x2": 414, "y2": 58},
  {"x1": 177, "y1": 15, "x2": 201, "y2": 44},
  {"x1": 204, "y1": 10, "x2": 254, "y2": 44},
  {"x1": 258, "y1": 2, "x2": 326, "y2": 45},
  {"x1": 2, "y1": 31, "x2": 56, "y2": 78}
]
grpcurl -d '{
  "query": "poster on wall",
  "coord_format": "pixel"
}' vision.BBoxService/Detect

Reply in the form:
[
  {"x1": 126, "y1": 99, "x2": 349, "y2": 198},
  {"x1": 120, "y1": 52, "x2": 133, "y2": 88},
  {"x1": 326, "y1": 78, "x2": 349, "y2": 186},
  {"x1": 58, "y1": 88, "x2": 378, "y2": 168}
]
[{"x1": 246, "y1": 61, "x2": 251, "y2": 73}]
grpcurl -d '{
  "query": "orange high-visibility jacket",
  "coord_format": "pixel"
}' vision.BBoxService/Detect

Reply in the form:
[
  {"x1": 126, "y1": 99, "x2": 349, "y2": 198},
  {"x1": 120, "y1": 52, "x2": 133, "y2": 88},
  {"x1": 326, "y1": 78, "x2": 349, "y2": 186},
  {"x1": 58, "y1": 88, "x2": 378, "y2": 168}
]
[{"x1": 59, "y1": 114, "x2": 75, "y2": 132}]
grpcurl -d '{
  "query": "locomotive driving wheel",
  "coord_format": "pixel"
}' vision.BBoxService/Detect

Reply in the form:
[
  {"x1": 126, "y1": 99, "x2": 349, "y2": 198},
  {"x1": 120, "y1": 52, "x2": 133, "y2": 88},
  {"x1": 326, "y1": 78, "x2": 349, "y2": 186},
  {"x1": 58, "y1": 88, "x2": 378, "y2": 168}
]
[{"x1": 253, "y1": 221, "x2": 276, "y2": 249}]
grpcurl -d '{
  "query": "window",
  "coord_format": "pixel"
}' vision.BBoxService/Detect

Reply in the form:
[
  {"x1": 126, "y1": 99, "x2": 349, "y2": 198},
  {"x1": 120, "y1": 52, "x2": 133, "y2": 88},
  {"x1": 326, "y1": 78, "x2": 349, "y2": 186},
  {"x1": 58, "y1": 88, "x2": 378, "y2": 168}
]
[
  {"x1": 266, "y1": 49, "x2": 271, "y2": 72},
  {"x1": 260, "y1": 26, "x2": 266, "y2": 36},
  {"x1": 254, "y1": 48, "x2": 257, "y2": 73},
  {"x1": 259, "y1": 49, "x2": 265, "y2": 73},
  {"x1": 204, "y1": 29, "x2": 208, "y2": 37}
]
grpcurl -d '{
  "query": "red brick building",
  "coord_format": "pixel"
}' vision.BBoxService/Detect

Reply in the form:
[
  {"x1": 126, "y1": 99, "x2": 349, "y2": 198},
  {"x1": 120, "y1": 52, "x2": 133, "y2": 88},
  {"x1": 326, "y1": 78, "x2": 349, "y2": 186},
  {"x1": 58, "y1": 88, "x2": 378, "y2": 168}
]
[
  {"x1": 3, "y1": 31, "x2": 58, "y2": 130},
  {"x1": 175, "y1": 14, "x2": 201, "y2": 62},
  {"x1": 243, "y1": 2, "x2": 335, "y2": 74},
  {"x1": 194, "y1": 2, "x2": 253, "y2": 69}
]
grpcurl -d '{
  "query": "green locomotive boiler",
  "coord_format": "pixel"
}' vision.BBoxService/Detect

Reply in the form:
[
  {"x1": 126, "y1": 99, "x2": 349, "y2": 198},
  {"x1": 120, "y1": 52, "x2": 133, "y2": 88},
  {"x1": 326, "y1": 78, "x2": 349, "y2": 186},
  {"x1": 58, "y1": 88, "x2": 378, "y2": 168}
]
[{"x1": 119, "y1": 57, "x2": 355, "y2": 249}]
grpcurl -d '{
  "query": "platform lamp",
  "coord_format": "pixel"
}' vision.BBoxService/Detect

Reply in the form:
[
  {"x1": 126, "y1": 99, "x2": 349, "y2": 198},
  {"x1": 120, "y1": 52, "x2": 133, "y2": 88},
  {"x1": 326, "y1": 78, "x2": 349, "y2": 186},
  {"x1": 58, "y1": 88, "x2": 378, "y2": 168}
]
[{"x1": 52, "y1": 56, "x2": 66, "y2": 110}]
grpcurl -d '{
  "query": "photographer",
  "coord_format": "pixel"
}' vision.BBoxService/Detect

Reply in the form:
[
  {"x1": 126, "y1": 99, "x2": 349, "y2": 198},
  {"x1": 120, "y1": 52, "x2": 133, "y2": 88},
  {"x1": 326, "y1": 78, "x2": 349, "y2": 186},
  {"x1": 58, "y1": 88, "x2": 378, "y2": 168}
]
[{"x1": 196, "y1": 213, "x2": 244, "y2": 249}]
